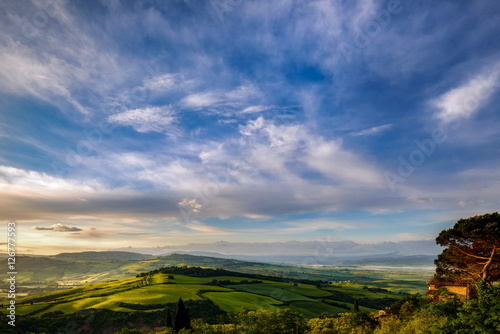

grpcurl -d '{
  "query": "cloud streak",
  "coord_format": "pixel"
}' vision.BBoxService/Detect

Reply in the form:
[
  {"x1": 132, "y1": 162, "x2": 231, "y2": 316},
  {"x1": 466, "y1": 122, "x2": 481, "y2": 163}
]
[
  {"x1": 433, "y1": 63, "x2": 500, "y2": 123},
  {"x1": 34, "y1": 224, "x2": 82, "y2": 232},
  {"x1": 108, "y1": 106, "x2": 180, "y2": 137}
]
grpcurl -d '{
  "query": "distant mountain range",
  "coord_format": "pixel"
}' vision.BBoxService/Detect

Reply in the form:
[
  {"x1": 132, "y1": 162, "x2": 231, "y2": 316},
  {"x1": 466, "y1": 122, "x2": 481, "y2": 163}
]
[
  {"x1": 112, "y1": 239, "x2": 442, "y2": 265},
  {"x1": 50, "y1": 251, "x2": 153, "y2": 262}
]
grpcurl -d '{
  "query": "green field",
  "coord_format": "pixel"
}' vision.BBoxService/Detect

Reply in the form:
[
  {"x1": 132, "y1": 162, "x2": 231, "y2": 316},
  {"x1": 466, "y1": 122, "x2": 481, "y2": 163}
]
[
  {"x1": 285, "y1": 301, "x2": 350, "y2": 318},
  {"x1": 0, "y1": 253, "x2": 436, "y2": 321},
  {"x1": 269, "y1": 282, "x2": 333, "y2": 298},
  {"x1": 2, "y1": 268, "x2": 417, "y2": 320},
  {"x1": 202, "y1": 292, "x2": 282, "y2": 312},
  {"x1": 230, "y1": 283, "x2": 314, "y2": 302}
]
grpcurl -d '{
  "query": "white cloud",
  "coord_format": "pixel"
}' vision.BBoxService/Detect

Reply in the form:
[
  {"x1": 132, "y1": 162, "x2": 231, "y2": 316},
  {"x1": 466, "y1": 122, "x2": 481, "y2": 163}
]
[
  {"x1": 0, "y1": 52, "x2": 89, "y2": 114},
  {"x1": 0, "y1": 165, "x2": 100, "y2": 194},
  {"x1": 180, "y1": 84, "x2": 264, "y2": 114},
  {"x1": 237, "y1": 116, "x2": 384, "y2": 187},
  {"x1": 241, "y1": 105, "x2": 271, "y2": 114},
  {"x1": 350, "y1": 124, "x2": 393, "y2": 136},
  {"x1": 0, "y1": 2, "x2": 128, "y2": 115},
  {"x1": 433, "y1": 65, "x2": 500, "y2": 122},
  {"x1": 225, "y1": 83, "x2": 262, "y2": 102},
  {"x1": 108, "y1": 106, "x2": 180, "y2": 137},
  {"x1": 181, "y1": 91, "x2": 222, "y2": 109},
  {"x1": 144, "y1": 73, "x2": 176, "y2": 91}
]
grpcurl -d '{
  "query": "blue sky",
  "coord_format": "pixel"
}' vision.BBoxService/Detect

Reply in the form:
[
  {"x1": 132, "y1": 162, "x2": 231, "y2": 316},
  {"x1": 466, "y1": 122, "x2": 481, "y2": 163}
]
[{"x1": 0, "y1": 0, "x2": 499, "y2": 255}]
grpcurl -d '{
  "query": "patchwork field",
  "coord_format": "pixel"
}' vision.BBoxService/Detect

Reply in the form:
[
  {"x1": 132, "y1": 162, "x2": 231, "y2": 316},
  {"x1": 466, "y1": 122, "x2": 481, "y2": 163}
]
[
  {"x1": 0, "y1": 253, "x2": 435, "y2": 324},
  {"x1": 1, "y1": 266, "x2": 430, "y2": 321}
]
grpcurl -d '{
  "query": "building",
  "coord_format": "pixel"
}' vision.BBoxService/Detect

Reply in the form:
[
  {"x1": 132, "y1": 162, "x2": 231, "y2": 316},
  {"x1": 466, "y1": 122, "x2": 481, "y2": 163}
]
[{"x1": 426, "y1": 277, "x2": 473, "y2": 300}]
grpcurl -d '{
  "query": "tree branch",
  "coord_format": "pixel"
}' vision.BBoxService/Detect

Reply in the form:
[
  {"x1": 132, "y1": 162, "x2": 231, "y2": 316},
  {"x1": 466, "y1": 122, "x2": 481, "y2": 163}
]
[
  {"x1": 453, "y1": 246, "x2": 490, "y2": 260},
  {"x1": 483, "y1": 246, "x2": 497, "y2": 279}
]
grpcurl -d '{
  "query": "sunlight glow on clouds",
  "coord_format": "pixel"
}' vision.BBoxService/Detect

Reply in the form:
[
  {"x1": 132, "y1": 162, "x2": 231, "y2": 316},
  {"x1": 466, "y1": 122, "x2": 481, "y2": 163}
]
[
  {"x1": 0, "y1": 0, "x2": 499, "y2": 253},
  {"x1": 33, "y1": 224, "x2": 82, "y2": 232}
]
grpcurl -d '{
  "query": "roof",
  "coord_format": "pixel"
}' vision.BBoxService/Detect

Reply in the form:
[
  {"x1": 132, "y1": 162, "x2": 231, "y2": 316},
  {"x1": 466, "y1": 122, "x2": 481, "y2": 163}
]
[
  {"x1": 426, "y1": 289, "x2": 438, "y2": 295},
  {"x1": 427, "y1": 277, "x2": 474, "y2": 286}
]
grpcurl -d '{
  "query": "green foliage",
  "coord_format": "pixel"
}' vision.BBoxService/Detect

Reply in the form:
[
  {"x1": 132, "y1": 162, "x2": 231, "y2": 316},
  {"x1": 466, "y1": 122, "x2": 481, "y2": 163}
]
[
  {"x1": 350, "y1": 311, "x2": 373, "y2": 329},
  {"x1": 373, "y1": 315, "x2": 402, "y2": 334},
  {"x1": 389, "y1": 293, "x2": 424, "y2": 315},
  {"x1": 161, "y1": 328, "x2": 176, "y2": 334},
  {"x1": 192, "y1": 322, "x2": 238, "y2": 334},
  {"x1": 113, "y1": 329, "x2": 142, "y2": 334},
  {"x1": 307, "y1": 313, "x2": 352, "y2": 334},
  {"x1": 435, "y1": 212, "x2": 500, "y2": 281},
  {"x1": 400, "y1": 309, "x2": 445, "y2": 334},
  {"x1": 237, "y1": 308, "x2": 308, "y2": 334},
  {"x1": 437, "y1": 279, "x2": 500, "y2": 333},
  {"x1": 399, "y1": 300, "x2": 414, "y2": 317},
  {"x1": 374, "y1": 309, "x2": 445, "y2": 334},
  {"x1": 353, "y1": 300, "x2": 359, "y2": 313}
]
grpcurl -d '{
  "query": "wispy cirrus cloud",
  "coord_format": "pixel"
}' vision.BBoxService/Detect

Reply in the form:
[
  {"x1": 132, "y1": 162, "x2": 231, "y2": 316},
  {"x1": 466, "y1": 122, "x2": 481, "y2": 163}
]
[
  {"x1": 350, "y1": 124, "x2": 393, "y2": 137},
  {"x1": 180, "y1": 84, "x2": 265, "y2": 115},
  {"x1": 1, "y1": 0, "x2": 500, "y2": 253},
  {"x1": 108, "y1": 106, "x2": 180, "y2": 138}
]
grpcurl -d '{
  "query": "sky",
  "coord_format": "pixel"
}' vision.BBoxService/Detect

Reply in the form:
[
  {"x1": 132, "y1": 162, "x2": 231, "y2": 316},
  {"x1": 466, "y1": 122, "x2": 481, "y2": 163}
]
[{"x1": 0, "y1": 0, "x2": 499, "y2": 255}]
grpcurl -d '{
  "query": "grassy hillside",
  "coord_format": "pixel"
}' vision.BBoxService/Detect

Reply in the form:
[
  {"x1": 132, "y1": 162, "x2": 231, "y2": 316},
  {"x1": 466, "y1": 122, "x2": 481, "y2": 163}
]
[
  {"x1": 0, "y1": 252, "x2": 283, "y2": 287},
  {"x1": 3, "y1": 266, "x2": 400, "y2": 321},
  {"x1": 0, "y1": 252, "x2": 433, "y2": 306}
]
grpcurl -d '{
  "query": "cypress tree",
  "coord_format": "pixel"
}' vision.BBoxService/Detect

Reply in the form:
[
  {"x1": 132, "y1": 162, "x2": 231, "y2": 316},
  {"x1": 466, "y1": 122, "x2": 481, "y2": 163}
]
[
  {"x1": 174, "y1": 298, "x2": 191, "y2": 331},
  {"x1": 353, "y1": 299, "x2": 359, "y2": 313},
  {"x1": 166, "y1": 307, "x2": 173, "y2": 328}
]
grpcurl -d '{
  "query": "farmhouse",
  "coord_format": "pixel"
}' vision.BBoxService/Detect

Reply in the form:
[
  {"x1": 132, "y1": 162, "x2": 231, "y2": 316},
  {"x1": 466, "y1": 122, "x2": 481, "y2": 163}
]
[{"x1": 426, "y1": 277, "x2": 473, "y2": 299}]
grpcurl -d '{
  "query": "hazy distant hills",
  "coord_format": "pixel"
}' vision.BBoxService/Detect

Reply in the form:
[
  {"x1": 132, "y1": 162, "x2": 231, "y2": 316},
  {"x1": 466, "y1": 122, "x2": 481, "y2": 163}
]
[
  {"x1": 1, "y1": 250, "x2": 437, "y2": 288},
  {"x1": 50, "y1": 251, "x2": 153, "y2": 262},
  {"x1": 0, "y1": 252, "x2": 287, "y2": 286},
  {"x1": 337, "y1": 255, "x2": 436, "y2": 267},
  {"x1": 114, "y1": 239, "x2": 442, "y2": 262},
  {"x1": 155, "y1": 251, "x2": 437, "y2": 268}
]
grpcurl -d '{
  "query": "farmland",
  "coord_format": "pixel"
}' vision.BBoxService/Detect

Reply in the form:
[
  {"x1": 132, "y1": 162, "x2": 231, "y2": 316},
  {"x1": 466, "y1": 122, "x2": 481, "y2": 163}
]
[
  {"x1": 1, "y1": 264, "x2": 431, "y2": 320},
  {"x1": 0, "y1": 253, "x2": 441, "y2": 333}
]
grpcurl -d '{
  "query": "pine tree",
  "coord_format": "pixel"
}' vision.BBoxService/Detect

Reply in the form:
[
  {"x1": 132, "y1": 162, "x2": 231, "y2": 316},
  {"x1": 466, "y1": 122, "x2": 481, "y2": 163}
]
[
  {"x1": 353, "y1": 299, "x2": 359, "y2": 313},
  {"x1": 166, "y1": 307, "x2": 173, "y2": 328},
  {"x1": 435, "y1": 212, "x2": 500, "y2": 282}
]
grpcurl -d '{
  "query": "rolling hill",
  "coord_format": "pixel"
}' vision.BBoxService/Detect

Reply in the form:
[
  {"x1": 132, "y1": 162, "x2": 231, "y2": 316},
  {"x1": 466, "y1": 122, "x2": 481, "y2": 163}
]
[
  {"x1": 5, "y1": 266, "x2": 396, "y2": 319},
  {"x1": 0, "y1": 252, "x2": 436, "y2": 333},
  {"x1": 0, "y1": 251, "x2": 433, "y2": 303}
]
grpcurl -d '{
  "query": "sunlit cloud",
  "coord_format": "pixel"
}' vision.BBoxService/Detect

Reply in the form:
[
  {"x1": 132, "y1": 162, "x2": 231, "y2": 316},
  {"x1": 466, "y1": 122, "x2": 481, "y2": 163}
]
[
  {"x1": 433, "y1": 64, "x2": 500, "y2": 123},
  {"x1": 33, "y1": 223, "x2": 82, "y2": 232},
  {"x1": 0, "y1": 0, "x2": 499, "y2": 254}
]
